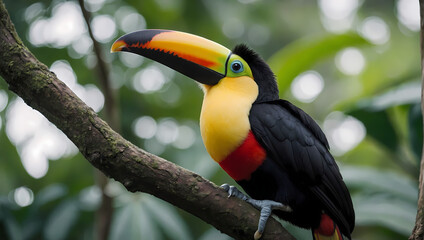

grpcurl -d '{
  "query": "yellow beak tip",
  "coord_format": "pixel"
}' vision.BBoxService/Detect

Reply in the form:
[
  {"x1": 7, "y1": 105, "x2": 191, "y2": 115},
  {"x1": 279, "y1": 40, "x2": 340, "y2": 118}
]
[{"x1": 110, "y1": 40, "x2": 127, "y2": 53}]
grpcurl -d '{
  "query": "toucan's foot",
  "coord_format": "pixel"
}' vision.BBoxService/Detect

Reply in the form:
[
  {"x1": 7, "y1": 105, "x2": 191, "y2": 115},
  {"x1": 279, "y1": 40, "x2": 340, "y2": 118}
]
[
  {"x1": 247, "y1": 198, "x2": 292, "y2": 239},
  {"x1": 221, "y1": 183, "x2": 250, "y2": 201},
  {"x1": 220, "y1": 184, "x2": 292, "y2": 240}
]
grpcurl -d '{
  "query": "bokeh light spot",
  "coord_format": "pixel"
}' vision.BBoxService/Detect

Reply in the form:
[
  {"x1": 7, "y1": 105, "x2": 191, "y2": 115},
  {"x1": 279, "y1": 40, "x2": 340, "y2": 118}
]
[
  {"x1": 133, "y1": 65, "x2": 167, "y2": 93},
  {"x1": 14, "y1": 187, "x2": 34, "y2": 207},
  {"x1": 144, "y1": 138, "x2": 166, "y2": 156},
  {"x1": 160, "y1": 83, "x2": 181, "y2": 105},
  {"x1": 318, "y1": 0, "x2": 359, "y2": 32},
  {"x1": 78, "y1": 84, "x2": 105, "y2": 113},
  {"x1": 79, "y1": 185, "x2": 101, "y2": 210},
  {"x1": 247, "y1": 25, "x2": 270, "y2": 46},
  {"x1": 119, "y1": 53, "x2": 144, "y2": 68},
  {"x1": 72, "y1": 35, "x2": 93, "y2": 56},
  {"x1": 50, "y1": 60, "x2": 77, "y2": 89},
  {"x1": 24, "y1": 2, "x2": 44, "y2": 24},
  {"x1": 324, "y1": 111, "x2": 366, "y2": 156},
  {"x1": 133, "y1": 116, "x2": 157, "y2": 139},
  {"x1": 51, "y1": 61, "x2": 104, "y2": 112},
  {"x1": 156, "y1": 119, "x2": 179, "y2": 145},
  {"x1": 115, "y1": 6, "x2": 143, "y2": 33},
  {"x1": 319, "y1": 0, "x2": 359, "y2": 20},
  {"x1": 173, "y1": 125, "x2": 196, "y2": 149},
  {"x1": 21, "y1": 145, "x2": 49, "y2": 179},
  {"x1": 336, "y1": 48, "x2": 366, "y2": 75},
  {"x1": 91, "y1": 15, "x2": 117, "y2": 43},
  {"x1": 397, "y1": 0, "x2": 420, "y2": 31},
  {"x1": 291, "y1": 71, "x2": 324, "y2": 103},
  {"x1": 6, "y1": 98, "x2": 46, "y2": 145},
  {"x1": 0, "y1": 89, "x2": 8, "y2": 112},
  {"x1": 85, "y1": 0, "x2": 107, "y2": 12},
  {"x1": 120, "y1": 13, "x2": 147, "y2": 33},
  {"x1": 6, "y1": 98, "x2": 78, "y2": 179},
  {"x1": 360, "y1": 17, "x2": 390, "y2": 45},
  {"x1": 28, "y1": 2, "x2": 86, "y2": 48},
  {"x1": 28, "y1": 19, "x2": 47, "y2": 46},
  {"x1": 222, "y1": 18, "x2": 245, "y2": 39}
]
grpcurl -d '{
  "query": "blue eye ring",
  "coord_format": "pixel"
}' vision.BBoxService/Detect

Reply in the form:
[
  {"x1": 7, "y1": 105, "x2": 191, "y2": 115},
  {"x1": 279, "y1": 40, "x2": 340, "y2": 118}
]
[{"x1": 230, "y1": 60, "x2": 244, "y2": 73}]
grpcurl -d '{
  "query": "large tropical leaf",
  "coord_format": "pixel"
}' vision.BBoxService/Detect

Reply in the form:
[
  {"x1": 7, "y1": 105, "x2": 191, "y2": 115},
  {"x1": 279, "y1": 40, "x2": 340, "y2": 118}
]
[
  {"x1": 44, "y1": 199, "x2": 80, "y2": 240},
  {"x1": 0, "y1": 198, "x2": 22, "y2": 240},
  {"x1": 268, "y1": 33, "x2": 370, "y2": 93},
  {"x1": 342, "y1": 166, "x2": 417, "y2": 202},
  {"x1": 346, "y1": 81, "x2": 420, "y2": 151},
  {"x1": 144, "y1": 195, "x2": 193, "y2": 240},
  {"x1": 354, "y1": 194, "x2": 416, "y2": 236}
]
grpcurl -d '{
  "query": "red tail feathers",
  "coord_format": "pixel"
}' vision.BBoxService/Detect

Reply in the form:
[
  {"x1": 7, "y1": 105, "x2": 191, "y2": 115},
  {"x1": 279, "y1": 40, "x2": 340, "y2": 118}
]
[{"x1": 312, "y1": 214, "x2": 343, "y2": 240}]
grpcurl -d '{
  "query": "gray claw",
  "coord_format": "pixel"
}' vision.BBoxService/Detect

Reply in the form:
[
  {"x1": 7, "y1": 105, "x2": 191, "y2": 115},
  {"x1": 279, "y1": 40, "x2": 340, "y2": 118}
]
[
  {"x1": 220, "y1": 183, "x2": 230, "y2": 191},
  {"x1": 246, "y1": 199, "x2": 292, "y2": 239},
  {"x1": 220, "y1": 184, "x2": 249, "y2": 200},
  {"x1": 221, "y1": 183, "x2": 292, "y2": 240}
]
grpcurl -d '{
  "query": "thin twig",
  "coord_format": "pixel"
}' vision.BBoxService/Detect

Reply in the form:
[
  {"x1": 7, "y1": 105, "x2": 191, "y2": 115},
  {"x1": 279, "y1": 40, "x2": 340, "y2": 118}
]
[
  {"x1": 77, "y1": 0, "x2": 119, "y2": 130},
  {"x1": 78, "y1": 1, "x2": 118, "y2": 240}
]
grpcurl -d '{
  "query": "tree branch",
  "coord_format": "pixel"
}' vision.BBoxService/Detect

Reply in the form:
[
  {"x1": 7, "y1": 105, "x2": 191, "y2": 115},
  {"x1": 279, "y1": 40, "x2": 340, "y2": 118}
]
[
  {"x1": 0, "y1": 1, "x2": 294, "y2": 239},
  {"x1": 410, "y1": 1, "x2": 424, "y2": 239}
]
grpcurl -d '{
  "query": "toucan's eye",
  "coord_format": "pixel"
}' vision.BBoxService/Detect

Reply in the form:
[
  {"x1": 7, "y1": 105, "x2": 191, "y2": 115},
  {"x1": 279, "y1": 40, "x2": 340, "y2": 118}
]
[{"x1": 230, "y1": 60, "x2": 244, "y2": 73}]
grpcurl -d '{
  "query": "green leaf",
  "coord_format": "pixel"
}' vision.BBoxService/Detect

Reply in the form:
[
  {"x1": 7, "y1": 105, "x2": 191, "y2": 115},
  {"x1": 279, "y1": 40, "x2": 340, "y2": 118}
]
[
  {"x1": 78, "y1": 185, "x2": 101, "y2": 211},
  {"x1": 281, "y1": 222, "x2": 312, "y2": 240},
  {"x1": 354, "y1": 194, "x2": 416, "y2": 236},
  {"x1": 341, "y1": 166, "x2": 417, "y2": 202},
  {"x1": 345, "y1": 81, "x2": 421, "y2": 151},
  {"x1": 136, "y1": 202, "x2": 159, "y2": 240},
  {"x1": 44, "y1": 199, "x2": 79, "y2": 240},
  {"x1": 34, "y1": 184, "x2": 68, "y2": 207},
  {"x1": 22, "y1": 218, "x2": 42, "y2": 240},
  {"x1": 18, "y1": 184, "x2": 68, "y2": 239},
  {"x1": 349, "y1": 108, "x2": 398, "y2": 150},
  {"x1": 144, "y1": 196, "x2": 192, "y2": 240},
  {"x1": 268, "y1": 33, "x2": 370, "y2": 93},
  {"x1": 353, "y1": 81, "x2": 420, "y2": 112},
  {"x1": 335, "y1": 30, "x2": 420, "y2": 111},
  {"x1": 408, "y1": 103, "x2": 423, "y2": 160},
  {"x1": 358, "y1": 30, "x2": 420, "y2": 97},
  {"x1": 2, "y1": 216, "x2": 22, "y2": 240},
  {"x1": 109, "y1": 203, "x2": 134, "y2": 240},
  {"x1": 0, "y1": 199, "x2": 22, "y2": 240},
  {"x1": 198, "y1": 228, "x2": 233, "y2": 240},
  {"x1": 109, "y1": 196, "x2": 160, "y2": 240}
]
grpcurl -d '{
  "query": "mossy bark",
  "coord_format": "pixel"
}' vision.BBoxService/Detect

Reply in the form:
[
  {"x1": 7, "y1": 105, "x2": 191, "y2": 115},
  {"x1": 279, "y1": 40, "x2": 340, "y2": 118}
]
[{"x1": 0, "y1": 1, "x2": 295, "y2": 239}]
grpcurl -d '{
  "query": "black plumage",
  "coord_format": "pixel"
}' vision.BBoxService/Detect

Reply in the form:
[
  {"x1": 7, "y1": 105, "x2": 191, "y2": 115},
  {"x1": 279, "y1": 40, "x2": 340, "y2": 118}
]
[{"x1": 233, "y1": 45, "x2": 355, "y2": 238}]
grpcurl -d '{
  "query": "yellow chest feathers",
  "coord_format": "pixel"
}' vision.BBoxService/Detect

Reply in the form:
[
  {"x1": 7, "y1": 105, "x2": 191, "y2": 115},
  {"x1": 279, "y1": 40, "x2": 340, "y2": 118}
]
[{"x1": 199, "y1": 76, "x2": 259, "y2": 162}]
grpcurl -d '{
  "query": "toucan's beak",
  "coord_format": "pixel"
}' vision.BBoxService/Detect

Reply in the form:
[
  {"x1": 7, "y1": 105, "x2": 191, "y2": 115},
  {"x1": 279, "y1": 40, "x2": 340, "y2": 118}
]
[{"x1": 111, "y1": 29, "x2": 231, "y2": 85}]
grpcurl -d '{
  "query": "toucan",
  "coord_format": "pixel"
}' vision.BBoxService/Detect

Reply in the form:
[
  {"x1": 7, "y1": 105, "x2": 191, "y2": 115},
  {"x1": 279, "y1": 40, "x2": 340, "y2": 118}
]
[{"x1": 111, "y1": 29, "x2": 355, "y2": 240}]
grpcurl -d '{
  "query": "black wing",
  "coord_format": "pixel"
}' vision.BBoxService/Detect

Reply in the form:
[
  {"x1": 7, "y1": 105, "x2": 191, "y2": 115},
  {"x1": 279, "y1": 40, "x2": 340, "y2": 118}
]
[{"x1": 249, "y1": 100, "x2": 355, "y2": 236}]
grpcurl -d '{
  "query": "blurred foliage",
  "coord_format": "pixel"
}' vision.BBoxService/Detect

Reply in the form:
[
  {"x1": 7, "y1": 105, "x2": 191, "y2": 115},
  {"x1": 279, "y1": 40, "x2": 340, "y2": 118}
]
[
  {"x1": 0, "y1": 0, "x2": 421, "y2": 240},
  {"x1": 268, "y1": 32, "x2": 371, "y2": 93}
]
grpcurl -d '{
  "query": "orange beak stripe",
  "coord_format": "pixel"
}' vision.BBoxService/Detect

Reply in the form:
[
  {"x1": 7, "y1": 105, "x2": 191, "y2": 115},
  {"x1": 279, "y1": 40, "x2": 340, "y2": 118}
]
[{"x1": 111, "y1": 30, "x2": 231, "y2": 85}]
